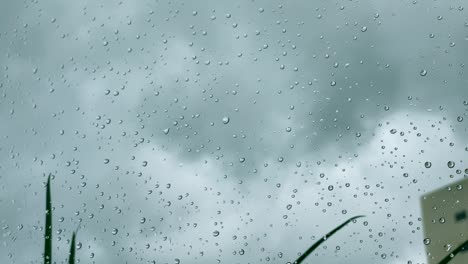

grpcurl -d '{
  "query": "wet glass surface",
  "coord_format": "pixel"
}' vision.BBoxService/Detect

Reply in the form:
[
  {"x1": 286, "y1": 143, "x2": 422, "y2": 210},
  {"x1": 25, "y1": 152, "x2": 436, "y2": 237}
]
[{"x1": 0, "y1": 1, "x2": 467, "y2": 263}]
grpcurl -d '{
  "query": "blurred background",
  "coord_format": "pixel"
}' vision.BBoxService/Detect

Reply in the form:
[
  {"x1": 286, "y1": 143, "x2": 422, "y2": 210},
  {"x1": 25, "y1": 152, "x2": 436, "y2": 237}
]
[{"x1": 0, "y1": 0, "x2": 467, "y2": 263}]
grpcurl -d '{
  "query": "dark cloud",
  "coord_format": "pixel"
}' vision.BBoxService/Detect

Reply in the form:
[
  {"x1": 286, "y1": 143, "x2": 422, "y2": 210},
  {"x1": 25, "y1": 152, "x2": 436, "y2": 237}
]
[{"x1": 0, "y1": 1, "x2": 467, "y2": 263}]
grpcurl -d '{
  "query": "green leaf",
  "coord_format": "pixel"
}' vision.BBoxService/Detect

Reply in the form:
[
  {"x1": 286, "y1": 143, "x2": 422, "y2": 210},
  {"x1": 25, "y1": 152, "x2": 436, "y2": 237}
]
[
  {"x1": 44, "y1": 175, "x2": 52, "y2": 264},
  {"x1": 69, "y1": 232, "x2": 76, "y2": 264},
  {"x1": 293, "y1": 215, "x2": 365, "y2": 264},
  {"x1": 437, "y1": 239, "x2": 468, "y2": 264}
]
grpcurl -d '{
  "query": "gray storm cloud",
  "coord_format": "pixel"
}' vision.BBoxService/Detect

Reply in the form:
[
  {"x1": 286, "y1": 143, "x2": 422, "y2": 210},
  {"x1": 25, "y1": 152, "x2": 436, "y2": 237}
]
[{"x1": 0, "y1": 0, "x2": 467, "y2": 263}]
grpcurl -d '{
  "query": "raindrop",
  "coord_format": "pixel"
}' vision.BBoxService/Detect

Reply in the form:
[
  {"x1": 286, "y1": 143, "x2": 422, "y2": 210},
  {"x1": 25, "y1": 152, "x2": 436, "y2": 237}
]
[
  {"x1": 447, "y1": 161, "x2": 455, "y2": 168},
  {"x1": 444, "y1": 244, "x2": 452, "y2": 252}
]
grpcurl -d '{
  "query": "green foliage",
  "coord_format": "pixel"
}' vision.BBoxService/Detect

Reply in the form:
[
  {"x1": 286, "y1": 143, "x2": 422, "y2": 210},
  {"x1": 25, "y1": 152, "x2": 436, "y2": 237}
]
[
  {"x1": 43, "y1": 175, "x2": 78, "y2": 264},
  {"x1": 43, "y1": 177, "x2": 461, "y2": 264},
  {"x1": 293, "y1": 215, "x2": 365, "y2": 264},
  {"x1": 69, "y1": 232, "x2": 76, "y2": 264},
  {"x1": 437, "y1": 239, "x2": 468, "y2": 264},
  {"x1": 44, "y1": 175, "x2": 52, "y2": 264}
]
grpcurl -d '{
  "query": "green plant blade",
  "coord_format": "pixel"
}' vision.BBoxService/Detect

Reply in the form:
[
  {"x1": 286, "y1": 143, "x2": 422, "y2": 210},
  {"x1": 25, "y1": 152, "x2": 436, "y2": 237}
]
[
  {"x1": 293, "y1": 215, "x2": 365, "y2": 264},
  {"x1": 44, "y1": 175, "x2": 52, "y2": 264},
  {"x1": 437, "y1": 239, "x2": 468, "y2": 264},
  {"x1": 69, "y1": 232, "x2": 76, "y2": 264}
]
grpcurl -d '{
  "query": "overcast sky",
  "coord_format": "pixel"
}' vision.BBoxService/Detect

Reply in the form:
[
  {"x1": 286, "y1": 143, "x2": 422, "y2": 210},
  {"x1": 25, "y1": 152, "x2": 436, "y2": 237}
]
[{"x1": 0, "y1": 0, "x2": 467, "y2": 263}]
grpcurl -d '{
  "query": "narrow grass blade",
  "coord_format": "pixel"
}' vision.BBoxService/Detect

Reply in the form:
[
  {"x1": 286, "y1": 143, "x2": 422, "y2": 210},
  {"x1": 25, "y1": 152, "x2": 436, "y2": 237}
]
[
  {"x1": 437, "y1": 239, "x2": 468, "y2": 264},
  {"x1": 69, "y1": 232, "x2": 76, "y2": 264},
  {"x1": 44, "y1": 175, "x2": 52, "y2": 264},
  {"x1": 293, "y1": 215, "x2": 365, "y2": 264}
]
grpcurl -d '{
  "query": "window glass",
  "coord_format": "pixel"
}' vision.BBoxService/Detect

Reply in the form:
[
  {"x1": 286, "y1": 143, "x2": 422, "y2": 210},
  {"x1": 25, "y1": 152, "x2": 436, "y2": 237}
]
[{"x1": 0, "y1": 1, "x2": 467, "y2": 263}]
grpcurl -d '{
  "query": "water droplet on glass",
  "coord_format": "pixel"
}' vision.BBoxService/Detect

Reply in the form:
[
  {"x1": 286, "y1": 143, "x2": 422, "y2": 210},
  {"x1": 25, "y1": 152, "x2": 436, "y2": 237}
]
[
  {"x1": 423, "y1": 238, "x2": 431, "y2": 245},
  {"x1": 444, "y1": 244, "x2": 452, "y2": 252},
  {"x1": 447, "y1": 161, "x2": 455, "y2": 168}
]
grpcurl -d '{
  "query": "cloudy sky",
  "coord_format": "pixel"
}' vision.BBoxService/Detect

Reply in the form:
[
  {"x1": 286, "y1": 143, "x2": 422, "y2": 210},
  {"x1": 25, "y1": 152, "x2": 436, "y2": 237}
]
[{"x1": 0, "y1": 0, "x2": 467, "y2": 263}]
